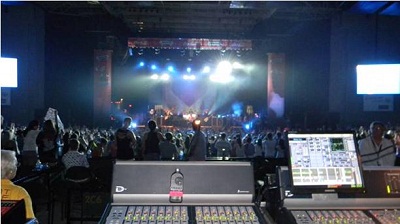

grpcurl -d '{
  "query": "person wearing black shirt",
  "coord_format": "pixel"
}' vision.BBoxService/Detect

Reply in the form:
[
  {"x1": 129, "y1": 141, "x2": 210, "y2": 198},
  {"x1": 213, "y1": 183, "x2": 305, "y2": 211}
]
[
  {"x1": 115, "y1": 117, "x2": 136, "y2": 160},
  {"x1": 141, "y1": 120, "x2": 165, "y2": 160}
]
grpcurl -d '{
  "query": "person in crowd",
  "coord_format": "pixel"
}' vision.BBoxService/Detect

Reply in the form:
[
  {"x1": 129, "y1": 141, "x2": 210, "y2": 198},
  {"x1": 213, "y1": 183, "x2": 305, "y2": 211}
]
[
  {"x1": 159, "y1": 132, "x2": 178, "y2": 160},
  {"x1": 70, "y1": 132, "x2": 87, "y2": 153},
  {"x1": 1, "y1": 126, "x2": 20, "y2": 156},
  {"x1": 92, "y1": 137, "x2": 108, "y2": 158},
  {"x1": 242, "y1": 135, "x2": 255, "y2": 158},
  {"x1": 36, "y1": 120, "x2": 59, "y2": 163},
  {"x1": 142, "y1": 119, "x2": 165, "y2": 160},
  {"x1": 62, "y1": 131, "x2": 71, "y2": 156},
  {"x1": 105, "y1": 133, "x2": 115, "y2": 158},
  {"x1": 214, "y1": 132, "x2": 232, "y2": 157},
  {"x1": 254, "y1": 138, "x2": 264, "y2": 157},
  {"x1": 1, "y1": 114, "x2": 3, "y2": 131},
  {"x1": 1, "y1": 150, "x2": 36, "y2": 221},
  {"x1": 274, "y1": 131, "x2": 286, "y2": 158},
  {"x1": 114, "y1": 117, "x2": 136, "y2": 160},
  {"x1": 357, "y1": 125, "x2": 368, "y2": 141},
  {"x1": 207, "y1": 135, "x2": 217, "y2": 157},
  {"x1": 61, "y1": 138, "x2": 90, "y2": 170},
  {"x1": 395, "y1": 130, "x2": 400, "y2": 166},
  {"x1": 184, "y1": 133, "x2": 193, "y2": 155},
  {"x1": 175, "y1": 133, "x2": 184, "y2": 148},
  {"x1": 175, "y1": 137, "x2": 184, "y2": 153},
  {"x1": 134, "y1": 136, "x2": 143, "y2": 160},
  {"x1": 22, "y1": 120, "x2": 41, "y2": 166},
  {"x1": 15, "y1": 129, "x2": 25, "y2": 155},
  {"x1": 231, "y1": 134, "x2": 242, "y2": 157},
  {"x1": 263, "y1": 132, "x2": 276, "y2": 158},
  {"x1": 359, "y1": 121, "x2": 396, "y2": 166},
  {"x1": 187, "y1": 120, "x2": 207, "y2": 161}
]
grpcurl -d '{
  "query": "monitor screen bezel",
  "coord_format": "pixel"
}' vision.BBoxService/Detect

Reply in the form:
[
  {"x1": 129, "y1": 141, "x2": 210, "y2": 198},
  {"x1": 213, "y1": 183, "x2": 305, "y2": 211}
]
[{"x1": 286, "y1": 131, "x2": 366, "y2": 195}]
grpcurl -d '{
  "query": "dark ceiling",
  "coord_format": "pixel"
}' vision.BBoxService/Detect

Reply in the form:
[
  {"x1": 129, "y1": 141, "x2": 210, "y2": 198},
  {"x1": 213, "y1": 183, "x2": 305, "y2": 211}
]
[
  {"x1": 27, "y1": 1, "x2": 400, "y2": 40},
  {"x1": 0, "y1": 0, "x2": 396, "y2": 53}
]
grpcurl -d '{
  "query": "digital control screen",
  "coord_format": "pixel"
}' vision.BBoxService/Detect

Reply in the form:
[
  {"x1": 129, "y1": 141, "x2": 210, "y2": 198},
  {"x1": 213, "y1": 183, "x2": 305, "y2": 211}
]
[{"x1": 288, "y1": 133, "x2": 364, "y2": 191}]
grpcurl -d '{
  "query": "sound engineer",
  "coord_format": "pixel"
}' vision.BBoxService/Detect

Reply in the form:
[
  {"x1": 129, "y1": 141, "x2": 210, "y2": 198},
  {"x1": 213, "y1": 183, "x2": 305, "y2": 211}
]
[{"x1": 359, "y1": 121, "x2": 396, "y2": 166}]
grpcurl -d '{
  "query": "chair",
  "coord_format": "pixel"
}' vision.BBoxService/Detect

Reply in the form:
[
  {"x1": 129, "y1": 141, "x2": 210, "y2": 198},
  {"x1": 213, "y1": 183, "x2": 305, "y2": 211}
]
[
  {"x1": 63, "y1": 166, "x2": 93, "y2": 224},
  {"x1": 64, "y1": 166, "x2": 93, "y2": 184}
]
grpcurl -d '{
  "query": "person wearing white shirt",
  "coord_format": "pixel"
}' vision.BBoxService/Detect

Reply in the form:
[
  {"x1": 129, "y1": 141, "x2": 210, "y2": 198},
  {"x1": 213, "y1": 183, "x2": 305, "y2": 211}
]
[{"x1": 22, "y1": 120, "x2": 41, "y2": 166}]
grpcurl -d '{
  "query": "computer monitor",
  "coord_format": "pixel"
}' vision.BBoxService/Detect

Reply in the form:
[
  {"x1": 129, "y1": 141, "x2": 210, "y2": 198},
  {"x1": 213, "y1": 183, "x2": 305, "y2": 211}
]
[{"x1": 287, "y1": 132, "x2": 365, "y2": 194}]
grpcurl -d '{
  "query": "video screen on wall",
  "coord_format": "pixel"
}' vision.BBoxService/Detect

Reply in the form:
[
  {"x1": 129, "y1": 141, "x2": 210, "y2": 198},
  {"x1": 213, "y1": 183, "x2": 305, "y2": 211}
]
[
  {"x1": 356, "y1": 64, "x2": 400, "y2": 94},
  {"x1": 0, "y1": 57, "x2": 18, "y2": 87}
]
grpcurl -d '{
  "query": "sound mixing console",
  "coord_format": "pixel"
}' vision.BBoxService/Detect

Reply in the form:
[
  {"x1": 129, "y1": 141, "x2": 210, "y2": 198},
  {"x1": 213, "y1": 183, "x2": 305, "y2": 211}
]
[
  {"x1": 276, "y1": 166, "x2": 400, "y2": 224},
  {"x1": 100, "y1": 161, "x2": 274, "y2": 224}
]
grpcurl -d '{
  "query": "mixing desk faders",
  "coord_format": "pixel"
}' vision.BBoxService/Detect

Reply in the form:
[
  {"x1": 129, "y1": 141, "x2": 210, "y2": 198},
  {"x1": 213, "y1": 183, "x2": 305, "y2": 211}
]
[
  {"x1": 290, "y1": 209, "x2": 400, "y2": 224},
  {"x1": 104, "y1": 205, "x2": 263, "y2": 224}
]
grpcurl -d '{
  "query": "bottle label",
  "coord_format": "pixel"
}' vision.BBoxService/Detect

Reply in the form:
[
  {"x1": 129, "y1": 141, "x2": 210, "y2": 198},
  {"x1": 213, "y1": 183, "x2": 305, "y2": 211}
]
[
  {"x1": 169, "y1": 169, "x2": 184, "y2": 203},
  {"x1": 169, "y1": 191, "x2": 183, "y2": 197}
]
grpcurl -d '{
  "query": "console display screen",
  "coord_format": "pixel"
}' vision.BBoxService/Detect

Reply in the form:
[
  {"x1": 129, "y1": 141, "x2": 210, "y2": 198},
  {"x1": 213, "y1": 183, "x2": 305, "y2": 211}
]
[{"x1": 287, "y1": 132, "x2": 365, "y2": 193}]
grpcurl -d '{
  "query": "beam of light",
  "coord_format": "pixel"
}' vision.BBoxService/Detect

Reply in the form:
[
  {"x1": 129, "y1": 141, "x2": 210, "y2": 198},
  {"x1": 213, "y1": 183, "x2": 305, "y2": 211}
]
[
  {"x1": 209, "y1": 73, "x2": 234, "y2": 83},
  {"x1": 232, "y1": 61, "x2": 244, "y2": 69}
]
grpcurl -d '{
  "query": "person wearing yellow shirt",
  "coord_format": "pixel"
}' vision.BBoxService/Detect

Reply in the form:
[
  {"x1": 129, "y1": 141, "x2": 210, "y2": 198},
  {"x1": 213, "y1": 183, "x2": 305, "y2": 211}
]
[{"x1": 1, "y1": 149, "x2": 36, "y2": 221}]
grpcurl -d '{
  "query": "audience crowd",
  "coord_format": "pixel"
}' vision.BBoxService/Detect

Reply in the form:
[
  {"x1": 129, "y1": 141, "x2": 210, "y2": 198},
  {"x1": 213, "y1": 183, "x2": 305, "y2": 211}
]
[{"x1": 1, "y1": 114, "x2": 400, "y2": 165}]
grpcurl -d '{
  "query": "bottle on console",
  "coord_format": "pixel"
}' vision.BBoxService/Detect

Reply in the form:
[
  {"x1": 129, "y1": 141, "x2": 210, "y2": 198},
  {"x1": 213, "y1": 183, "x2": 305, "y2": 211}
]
[{"x1": 169, "y1": 168, "x2": 184, "y2": 203}]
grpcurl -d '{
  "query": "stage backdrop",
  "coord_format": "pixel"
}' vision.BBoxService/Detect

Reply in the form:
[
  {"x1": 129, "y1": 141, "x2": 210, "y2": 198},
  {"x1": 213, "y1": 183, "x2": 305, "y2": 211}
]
[{"x1": 93, "y1": 50, "x2": 112, "y2": 126}]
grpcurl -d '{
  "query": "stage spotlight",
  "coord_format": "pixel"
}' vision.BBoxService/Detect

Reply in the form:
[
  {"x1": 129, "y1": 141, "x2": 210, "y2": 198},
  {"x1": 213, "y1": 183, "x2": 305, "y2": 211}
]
[
  {"x1": 236, "y1": 50, "x2": 241, "y2": 58},
  {"x1": 186, "y1": 67, "x2": 192, "y2": 73},
  {"x1": 168, "y1": 66, "x2": 174, "y2": 72},
  {"x1": 183, "y1": 74, "x2": 196, "y2": 80},
  {"x1": 138, "y1": 49, "x2": 144, "y2": 56},
  {"x1": 151, "y1": 64, "x2": 157, "y2": 70},
  {"x1": 129, "y1": 122, "x2": 137, "y2": 129},
  {"x1": 202, "y1": 66, "x2": 211, "y2": 73},
  {"x1": 245, "y1": 123, "x2": 251, "y2": 130},
  {"x1": 139, "y1": 61, "x2": 145, "y2": 67},
  {"x1": 161, "y1": 73, "x2": 170, "y2": 81},
  {"x1": 210, "y1": 61, "x2": 234, "y2": 83},
  {"x1": 151, "y1": 74, "x2": 159, "y2": 80},
  {"x1": 217, "y1": 61, "x2": 232, "y2": 74}
]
